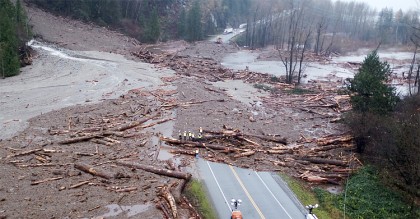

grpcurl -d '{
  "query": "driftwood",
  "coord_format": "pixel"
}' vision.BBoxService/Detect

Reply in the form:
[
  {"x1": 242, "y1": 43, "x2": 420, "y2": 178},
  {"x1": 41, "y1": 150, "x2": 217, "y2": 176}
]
[
  {"x1": 161, "y1": 99, "x2": 225, "y2": 108},
  {"x1": 70, "y1": 180, "x2": 90, "y2": 189},
  {"x1": 6, "y1": 148, "x2": 42, "y2": 158},
  {"x1": 235, "y1": 136, "x2": 261, "y2": 147},
  {"x1": 165, "y1": 159, "x2": 176, "y2": 171},
  {"x1": 74, "y1": 163, "x2": 115, "y2": 179},
  {"x1": 160, "y1": 137, "x2": 236, "y2": 152},
  {"x1": 311, "y1": 144, "x2": 353, "y2": 152},
  {"x1": 245, "y1": 134, "x2": 288, "y2": 144},
  {"x1": 157, "y1": 200, "x2": 173, "y2": 219},
  {"x1": 266, "y1": 149, "x2": 293, "y2": 154},
  {"x1": 115, "y1": 187, "x2": 138, "y2": 192},
  {"x1": 58, "y1": 134, "x2": 98, "y2": 145},
  {"x1": 300, "y1": 173, "x2": 340, "y2": 185},
  {"x1": 233, "y1": 150, "x2": 255, "y2": 158},
  {"x1": 31, "y1": 177, "x2": 63, "y2": 185},
  {"x1": 160, "y1": 185, "x2": 177, "y2": 218},
  {"x1": 139, "y1": 118, "x2": 174, "y2": 129},
  {"x1": 301, "y1": 157, "x2": 348, "y2": 167},
  {"x1": 112, "y1": 112, "x2": 160, "y2": 131},
  {"x1": 116, "y1": 160, "x2": 191, "y2": 180},
  {"x1": 316, "y1": 134, "x2": 353, "y2": 146},
  {"x1": 170, "y1": 149, "x2": 196, "y2": 156},
  {"x1": 91, "y1": 138, "x2": 114, "y2": 146}
]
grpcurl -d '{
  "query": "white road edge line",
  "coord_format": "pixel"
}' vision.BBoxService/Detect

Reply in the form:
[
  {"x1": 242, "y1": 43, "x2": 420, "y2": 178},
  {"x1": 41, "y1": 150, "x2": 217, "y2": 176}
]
[
  {"x1": 206, "y1": 161, "x2": 232, "y2": 212},
  {"x1": 256, "y1": 172, "x2": 293, "y2": 219}
]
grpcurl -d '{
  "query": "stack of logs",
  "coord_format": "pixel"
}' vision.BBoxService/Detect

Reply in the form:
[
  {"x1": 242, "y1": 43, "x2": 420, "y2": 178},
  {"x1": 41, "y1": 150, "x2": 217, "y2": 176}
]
[{"x1": 161, "y1": 126, "x2": 359, "y2": 185}]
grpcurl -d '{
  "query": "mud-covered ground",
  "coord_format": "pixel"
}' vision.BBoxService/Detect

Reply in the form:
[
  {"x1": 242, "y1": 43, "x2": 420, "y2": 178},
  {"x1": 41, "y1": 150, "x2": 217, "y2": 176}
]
[{"x1": 0, "y1": 3, "x2": 399, "y2": 219}]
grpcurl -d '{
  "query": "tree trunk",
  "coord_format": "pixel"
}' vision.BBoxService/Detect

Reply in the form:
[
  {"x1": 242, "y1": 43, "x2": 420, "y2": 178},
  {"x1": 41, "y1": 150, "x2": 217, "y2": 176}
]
[{"x1": 116, "y1": 160, "x2": 191, "y2": 180}]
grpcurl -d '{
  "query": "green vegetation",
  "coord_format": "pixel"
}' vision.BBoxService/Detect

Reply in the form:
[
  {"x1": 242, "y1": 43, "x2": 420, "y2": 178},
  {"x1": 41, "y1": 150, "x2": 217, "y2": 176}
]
[
  {"x1": 333, "y1": 166, "x2": 416, "y2": 219},
  {"x1": 279, "y1": 173, "x2": 342, "y2": 219},
  {"x1": 185, "y1": 0, "x2": 202, "y2": 42},
  {"x1": 0, "y1": 0, "x2": 30, "y2": 78},
  {"x1": 347, "y1": 51, "x2": 399, "y2": 115},
  {"x1": 345, "y1": 51, "x2": 419, "y2": 212},
  {"x1": 29, "y1": 0, "x2": 256, "y2": 43},
  {"x1": 281, "y1": 166, "x2": 418, "y2": 219},
  {"x1": 315, "y1": 166, "x2": 419, "y2": 218},
  {"x1": 184, "y1": 179, "x2": 218, "y2": 219}
]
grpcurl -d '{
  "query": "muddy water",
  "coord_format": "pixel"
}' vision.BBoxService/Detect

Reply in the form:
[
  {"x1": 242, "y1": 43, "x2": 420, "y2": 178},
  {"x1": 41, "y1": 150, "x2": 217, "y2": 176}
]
[
  {"x1": 0, "y1": 40, "x2": 175, "y2": 140},
  {"x1": 221, "y1": 50, "x2": 354, "y2": 82},
  {"x1": 90, "y1": 203, "x2": 151, "y2": 218},
  {"x1": 220, "y1": 50, "x2": 414, "y2": 95}
]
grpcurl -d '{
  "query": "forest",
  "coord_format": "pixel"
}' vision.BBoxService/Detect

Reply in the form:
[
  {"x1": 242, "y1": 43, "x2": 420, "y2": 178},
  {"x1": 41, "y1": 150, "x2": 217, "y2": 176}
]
[{"x1": 0, "y1": 0, "x2": 30, "y2": 77}]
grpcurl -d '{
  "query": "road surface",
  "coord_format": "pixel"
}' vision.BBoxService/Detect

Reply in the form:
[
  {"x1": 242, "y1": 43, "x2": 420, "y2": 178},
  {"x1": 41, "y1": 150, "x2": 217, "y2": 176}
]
[
  {"x1": 197, "y1": 159, "x2": 306, "y2": 219},
  {"x1": 209, "y1": 28, "x2": 245, "y2": 44}
]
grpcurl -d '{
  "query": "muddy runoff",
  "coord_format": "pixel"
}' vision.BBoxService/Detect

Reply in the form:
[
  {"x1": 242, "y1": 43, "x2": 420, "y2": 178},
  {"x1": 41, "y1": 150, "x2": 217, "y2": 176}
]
[{"x1": 0, "y1": 40, "x2": 175, "y2": 140}]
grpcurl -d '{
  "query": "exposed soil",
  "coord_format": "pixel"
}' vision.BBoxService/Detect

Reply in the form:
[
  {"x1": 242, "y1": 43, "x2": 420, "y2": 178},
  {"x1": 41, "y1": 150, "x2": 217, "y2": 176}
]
[{"x1": 0, "y1": 3, "x2": 362, "y2": 219}]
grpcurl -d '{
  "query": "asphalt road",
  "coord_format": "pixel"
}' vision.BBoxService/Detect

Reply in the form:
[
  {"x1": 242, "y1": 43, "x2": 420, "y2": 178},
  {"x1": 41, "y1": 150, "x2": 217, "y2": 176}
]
[
  {"x1": 209, "y1": 28, "x2": 246, "y2": 44},
  {"x1": 198, "y1": 159, "x2": 306, "y2": 219}
]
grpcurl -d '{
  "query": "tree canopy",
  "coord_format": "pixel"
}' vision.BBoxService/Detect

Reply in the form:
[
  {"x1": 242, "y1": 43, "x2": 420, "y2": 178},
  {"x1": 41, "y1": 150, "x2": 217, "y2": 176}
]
[
  {"x1": 0, "y1": 0, "x2": 29, "y2": 77},
  {"x1": 347, "y1": 51, "x2": 399, "y2": 115}
]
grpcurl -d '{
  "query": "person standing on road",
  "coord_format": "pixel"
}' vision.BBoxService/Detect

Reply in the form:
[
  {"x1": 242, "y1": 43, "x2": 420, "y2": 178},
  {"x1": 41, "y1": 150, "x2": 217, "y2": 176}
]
[{"x1": 195, "y1": 149, "x2": 199, "y2": 158}]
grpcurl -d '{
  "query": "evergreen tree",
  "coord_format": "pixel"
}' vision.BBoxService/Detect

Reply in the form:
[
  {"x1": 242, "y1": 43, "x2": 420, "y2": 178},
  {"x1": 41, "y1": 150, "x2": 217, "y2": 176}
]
[
  {"x1": 0, "y1": 1, "x2": 20, "y2": 77},
  {"x1": 177, "y1": 8, "x2": 187, "y2": 39},
  {"x1": 186, "y1": 0, "x2": 202, "y2": 42},
  {"x1": 15, "y1": 0, "x2": 31, "y2": 42},
  {"x1": 144, "y1": 8, "x2": 160, "y2": 43},
  {"x1": 347, "y1": 51, "x2": 399, "y2": 114}
]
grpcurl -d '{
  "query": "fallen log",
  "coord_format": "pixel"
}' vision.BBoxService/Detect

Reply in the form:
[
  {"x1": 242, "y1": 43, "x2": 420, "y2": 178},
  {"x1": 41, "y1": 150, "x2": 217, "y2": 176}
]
[
  {"x1": 245, "y1": 134, "x2": 288, "y2": 145},
  {"x1": 139, "y1": 118, "x2": 174, "y2": 129},
  {"x1": 161, "y1": 99, "x2": 225, "y2": 108},
  {"x1": 70, "y1": 180, "x2": 90, "y2": 189},
  {"x1": 165, "y1": 159, "x2": 176, "y2": 171},
  {"x1": 58, "y1": 135, "x2": 98, "y2": 145},
  {"x1": 266, "y1": 149, "x2": 293, "y2": 154},
  {"x1": 115, "y1": 187, "x2": 137, "y2": 192},
  {"x1": 160, "y1": 137, "x2": 236, "y2": 152},
  {"x1": 116, "y1": 160, "x2": 191, "y2": 180},
  {"x1": 90, "y1": 138, "x2": 114, "y2": 146},
  {"x1": 170, "y1": 149, "x2": 195, "y2": 156},
  {"x1": 233, "y1": 150, "x2": 255, "y2": 158},
  {"x1": 17, "y1": 163, "x2": 65, "y2": 167},
  {"x1": 160, "y1": 185, "x2": 177, "y2": 218},
  {"x1": 156, "y1": 200, "x2": 173, "y2": 219},
  {"x1": 311, "y1": 144, "x2": 352, "y2": 152},
  {"x1": 301, "y1": 157, "x2": 348, "y2": 167},
  {"x1": 31, "y1": 177, "x2": 63, "y2": 185},
  {"x1": 6, "y1": 148, "x2": 43, "y2": 158},
  {"x1": 112, "y1": 112, "x2": 159, "y2": 131},
  {"x1": 74, "y1": 163, "x2": 115, "y2": 179},
  {"x1": 316, "y1": 134, "x2": 353, "y2": 146},
  {"x1": 103, "y1": 137, "x2": 120, "y2": 144},
  {"x1": 235, "y1": 136, "x2": 261, "y2": 147}
]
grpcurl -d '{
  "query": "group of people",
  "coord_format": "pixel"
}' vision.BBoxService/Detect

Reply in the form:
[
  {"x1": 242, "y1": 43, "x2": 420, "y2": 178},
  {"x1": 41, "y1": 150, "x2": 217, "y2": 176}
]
[
  {"x1": 178, "y1": 127, "x2": 203, "y2": 142},
  {"x1": 178, "y1": 127, "x2": 203, "y2": 158}
]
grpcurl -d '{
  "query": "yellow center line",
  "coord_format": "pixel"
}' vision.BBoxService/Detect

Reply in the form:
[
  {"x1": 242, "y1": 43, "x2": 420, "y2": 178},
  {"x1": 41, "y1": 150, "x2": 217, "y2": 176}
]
[{"x1": 229, "y1": 165, "x2": 266, "y2": 219}]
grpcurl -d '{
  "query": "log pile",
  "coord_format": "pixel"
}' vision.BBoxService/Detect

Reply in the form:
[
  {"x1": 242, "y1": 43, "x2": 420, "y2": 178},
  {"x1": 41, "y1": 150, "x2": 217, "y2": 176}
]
[{"x1": 160, "y1": 125, "x2": 358, "y2": 185}]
